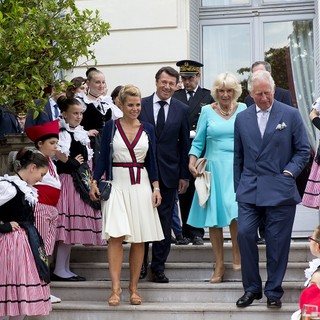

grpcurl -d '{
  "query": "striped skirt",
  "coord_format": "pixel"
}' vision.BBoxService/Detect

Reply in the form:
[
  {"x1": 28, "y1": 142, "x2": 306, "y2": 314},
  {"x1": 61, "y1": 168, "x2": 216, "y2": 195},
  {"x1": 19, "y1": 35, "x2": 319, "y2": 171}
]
[
  {"x1": 55, "y1": 173, "x2": 105, "y2": 245},
  {"x1": 0, "y1": 229, "x2": 51, "y2": 317},
  {"x1": 34, "y1": 203, "x2": 58, "y2": 256},
  {"x1": 302, "y1": 159, "x2": 320, "y2": 209}
]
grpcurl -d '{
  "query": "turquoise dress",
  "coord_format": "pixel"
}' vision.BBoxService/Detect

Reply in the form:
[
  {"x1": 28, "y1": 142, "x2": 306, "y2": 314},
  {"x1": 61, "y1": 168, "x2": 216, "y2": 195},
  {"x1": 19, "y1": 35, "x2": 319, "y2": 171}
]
[{"x1": 187, "y1": 102, "x2": 247, "y2": 228}]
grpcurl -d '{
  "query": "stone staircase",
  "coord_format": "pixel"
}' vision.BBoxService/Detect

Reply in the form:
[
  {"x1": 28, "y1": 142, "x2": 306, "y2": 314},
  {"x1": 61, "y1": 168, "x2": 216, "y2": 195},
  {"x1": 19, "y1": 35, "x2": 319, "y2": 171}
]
[{"x1": 27, "y1": 239, "x2": 312, "y2": 320}]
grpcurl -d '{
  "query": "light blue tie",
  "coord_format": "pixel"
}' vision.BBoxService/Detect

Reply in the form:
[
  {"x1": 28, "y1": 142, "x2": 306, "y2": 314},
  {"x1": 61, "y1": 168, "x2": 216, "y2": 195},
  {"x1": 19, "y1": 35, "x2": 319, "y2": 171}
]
[{"x1": 258, "y1": 110, "x2": 269, "y2": 138}]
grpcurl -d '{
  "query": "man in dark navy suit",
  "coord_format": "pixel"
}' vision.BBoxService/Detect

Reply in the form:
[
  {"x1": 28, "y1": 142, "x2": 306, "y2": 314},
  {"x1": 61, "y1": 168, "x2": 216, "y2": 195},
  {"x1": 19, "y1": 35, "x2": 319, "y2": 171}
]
[
  {"x1": 173, "y1": 60, "x2": 214, "y2": 245},
  {"x1": 244, "y1": 61, "x2": 293, "y2": 108},
  {"x1": 24, "y1": 82, "x2": 66, "y2": 129},
  {"x1": 0, "y1": 106, "x2": 22, "y2": 136},
  {"x1": 139, "y1": 66, "x2": 190, "y2": 283}
]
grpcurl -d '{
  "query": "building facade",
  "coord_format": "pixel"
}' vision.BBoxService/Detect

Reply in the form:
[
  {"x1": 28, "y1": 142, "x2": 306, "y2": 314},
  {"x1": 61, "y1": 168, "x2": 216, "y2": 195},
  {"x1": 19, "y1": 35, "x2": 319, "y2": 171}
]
[{"x1": 73, "y1": 0, "x2": 319, "y2": 146}]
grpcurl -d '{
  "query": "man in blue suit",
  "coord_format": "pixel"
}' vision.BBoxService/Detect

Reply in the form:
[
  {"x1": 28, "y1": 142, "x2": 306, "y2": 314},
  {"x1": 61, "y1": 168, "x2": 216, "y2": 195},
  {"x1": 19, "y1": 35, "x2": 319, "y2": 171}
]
[
  {"x1": 234, "y1": 70, "x2": 309, "y2": 308},
  {"x1": 139, "y1": 66, "x2": 190, "y2": 283},
  {"x1": 244, "y1": 61, "x2": 295, "y2": 245}
]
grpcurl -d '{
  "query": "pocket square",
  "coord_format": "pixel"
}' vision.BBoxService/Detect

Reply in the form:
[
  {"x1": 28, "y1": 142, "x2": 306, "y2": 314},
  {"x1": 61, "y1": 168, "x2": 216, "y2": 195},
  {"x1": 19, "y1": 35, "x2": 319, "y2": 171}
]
[{"x1": 276, "y1": 122, "x2": 287, "y2": 130}]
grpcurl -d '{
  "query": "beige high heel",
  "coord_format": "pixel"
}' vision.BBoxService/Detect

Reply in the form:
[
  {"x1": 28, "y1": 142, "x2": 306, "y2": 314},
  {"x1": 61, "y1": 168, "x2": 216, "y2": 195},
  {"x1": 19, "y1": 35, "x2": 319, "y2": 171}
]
[
  {"x1": 232, "y1": 263, "x2": 241, "y2": 271},
  {"x1": 108, "y1": 289, "x2": 122, "y2": 306},
  {"x1": 210, "y1": 266, "x2": 225, "y2": 283}
]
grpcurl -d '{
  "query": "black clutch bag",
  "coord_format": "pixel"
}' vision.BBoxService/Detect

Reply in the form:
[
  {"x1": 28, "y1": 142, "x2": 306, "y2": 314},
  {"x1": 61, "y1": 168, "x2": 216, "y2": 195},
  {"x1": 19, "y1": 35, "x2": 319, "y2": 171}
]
[
  {"x1": 98, "y1": 181, "x2": 112, "y2": 201},
  {"x1": 97, "y1": 120, "x2": 115, "y2": 201}
]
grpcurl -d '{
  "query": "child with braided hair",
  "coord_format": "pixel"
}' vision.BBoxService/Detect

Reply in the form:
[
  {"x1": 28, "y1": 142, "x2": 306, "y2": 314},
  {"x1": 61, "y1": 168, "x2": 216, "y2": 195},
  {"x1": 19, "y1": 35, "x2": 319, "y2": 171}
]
[{"x1": 0, "y1": 148, "x2": 51, "y2": 320}]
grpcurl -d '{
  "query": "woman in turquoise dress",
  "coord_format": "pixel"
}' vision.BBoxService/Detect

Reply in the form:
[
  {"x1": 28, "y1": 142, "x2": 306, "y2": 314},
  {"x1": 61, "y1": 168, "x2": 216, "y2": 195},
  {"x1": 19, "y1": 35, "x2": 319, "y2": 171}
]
[{"x1": 188, "y1": 72, "x2": 246, "y2": 283}]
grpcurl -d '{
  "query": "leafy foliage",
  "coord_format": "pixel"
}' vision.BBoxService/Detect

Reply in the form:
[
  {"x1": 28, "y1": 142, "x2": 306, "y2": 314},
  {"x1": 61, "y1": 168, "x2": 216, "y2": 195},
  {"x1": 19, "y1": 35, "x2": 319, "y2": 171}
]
[{"x1": 0, "y1": 0, "x2": 110, "y2": 113}]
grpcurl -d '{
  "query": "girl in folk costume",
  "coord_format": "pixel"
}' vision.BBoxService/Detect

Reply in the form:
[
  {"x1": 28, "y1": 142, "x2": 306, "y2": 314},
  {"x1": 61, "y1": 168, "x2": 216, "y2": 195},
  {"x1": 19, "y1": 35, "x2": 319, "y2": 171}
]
[
  {"x1": 303, "y1": 97, "x2": 320, "y2": 208},
  {"x1": 24, "y1": 120, "x2": 62, "y2": 303},
  {"x1": 291, "y1": 225, "x2": 320, "y2": 320},
  {"x1": 0, "y1": 148, "x2": 51, "y2": 320},
  {"x1": 76, "y1": 67, "x2": 123, "y2": 166},
  {"x1": 52, "y1": 96, "x2": 105, "y2": 282}
]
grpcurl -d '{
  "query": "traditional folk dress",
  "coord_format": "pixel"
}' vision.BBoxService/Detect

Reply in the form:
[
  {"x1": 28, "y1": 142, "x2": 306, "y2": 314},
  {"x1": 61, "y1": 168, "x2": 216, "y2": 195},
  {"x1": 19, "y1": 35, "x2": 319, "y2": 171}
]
[
  {"x1": 55, "y1": 119, "x2": 105, "y2": 245},
  {"x1": 34, "y1": 157, "x2": 61, "y2": 255},
  {"x1": 0, "y1": 175, "x2": 51, "y2": 317}
]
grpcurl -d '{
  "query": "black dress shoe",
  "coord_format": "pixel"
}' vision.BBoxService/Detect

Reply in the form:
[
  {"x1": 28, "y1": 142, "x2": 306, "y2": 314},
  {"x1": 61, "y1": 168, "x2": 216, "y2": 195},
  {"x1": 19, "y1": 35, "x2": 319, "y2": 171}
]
[
  {"x1": 236, "y1": 291, "x2": 262, "y2": 308},
  {"x1": 152, "y1": 271, "x2": 169, "y2": 283},
  {"x1": 267, "y1": 296, "x2": 282, "y2": 308},
  {"x1": 72, "y1": 275, "x2": 86, "y2": 281},
  {"x1": 175, "y1": 235, "x2": 190, "y2": 245},
  {"x1": 51, "y1": 273, "x2": 79, "y2": 281},
  {"x1": 139, "y1": 262, "x2": 148, "y2": 279},
  {"x1": 192, "y1": 236, "x2": 204, "y2": 245}
]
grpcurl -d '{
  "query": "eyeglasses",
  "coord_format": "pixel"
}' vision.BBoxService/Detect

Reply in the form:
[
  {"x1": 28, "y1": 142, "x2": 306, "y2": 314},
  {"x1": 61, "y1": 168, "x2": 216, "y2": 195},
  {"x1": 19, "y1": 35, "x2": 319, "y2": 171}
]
[{"x1": 308, "y1": 236, "x2": 320, "y2": 245}]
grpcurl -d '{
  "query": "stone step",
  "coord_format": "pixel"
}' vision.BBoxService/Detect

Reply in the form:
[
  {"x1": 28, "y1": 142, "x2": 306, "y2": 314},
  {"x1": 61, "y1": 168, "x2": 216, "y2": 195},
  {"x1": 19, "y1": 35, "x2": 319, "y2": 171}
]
[
  {"x1": 68, "y1": 261, "x2": 308, "y2": 282},
  {"x1": 27, "y1": 301, "x2": 300, "y2": 320},
  {"x1": 50, "y1": 280, "x2": 304, "y2": 304},
  {"x1": 40, "y1": 239, "x2": 311, "y2": 320},
  {"x1": 69, "y1": 241, "x2": 312, "y2": 263}
]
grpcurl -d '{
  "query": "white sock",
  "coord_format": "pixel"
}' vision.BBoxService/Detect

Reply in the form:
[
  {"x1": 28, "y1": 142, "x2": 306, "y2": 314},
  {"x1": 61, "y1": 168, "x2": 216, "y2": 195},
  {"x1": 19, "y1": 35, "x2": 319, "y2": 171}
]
[
  {"x1": 65, "y1": 246, "x2": 77, "y2": 277},
  {"x1": 53, "y1": 242, "x2": 74, "y2": 278}
]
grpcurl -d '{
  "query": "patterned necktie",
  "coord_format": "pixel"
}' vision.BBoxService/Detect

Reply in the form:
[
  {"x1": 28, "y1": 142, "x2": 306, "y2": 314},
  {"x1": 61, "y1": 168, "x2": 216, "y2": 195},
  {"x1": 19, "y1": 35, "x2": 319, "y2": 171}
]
[
  {"x1": 157, "y1": 101, "x2": 166, "y2": 136},
  {"x1": 258, "y1": 110, "x2": 269, "y2": 138},
  {"x1": 53, "y1": 104, "x2": 60, "y2": 119}
]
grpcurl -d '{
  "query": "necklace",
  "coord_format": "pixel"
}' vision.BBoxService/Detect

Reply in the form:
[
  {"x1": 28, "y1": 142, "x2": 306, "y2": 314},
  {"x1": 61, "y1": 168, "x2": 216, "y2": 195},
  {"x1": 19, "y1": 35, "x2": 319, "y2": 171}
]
[
  {"x1": 88, "y1": 91, "x2": 100, "y2": 99},
  {"x1": 217, "y1": 103, "x2": 233, "y2": 116}
]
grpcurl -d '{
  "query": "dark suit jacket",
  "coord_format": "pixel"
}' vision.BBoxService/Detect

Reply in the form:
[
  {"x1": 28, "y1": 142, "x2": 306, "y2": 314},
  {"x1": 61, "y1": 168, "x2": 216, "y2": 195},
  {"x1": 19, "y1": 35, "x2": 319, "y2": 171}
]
[
  {"x1": 244, "y1": 87, "x2": 293, "y2": 107},
  {"x1": 139, "y1": 94, "x2": 190, "y2": 189},
  {"x1": 234, "y1": 100, "x2": 310, "y2": 206},
  {"x1": 25, "y1": 100, "x2": 53, "y2": 129},
  {"x1": 0, "y1": 107, "x2": 21, "y2": 136},
  {"x1": 173, "y1": 87, "x2": 214, "y2": 131}
]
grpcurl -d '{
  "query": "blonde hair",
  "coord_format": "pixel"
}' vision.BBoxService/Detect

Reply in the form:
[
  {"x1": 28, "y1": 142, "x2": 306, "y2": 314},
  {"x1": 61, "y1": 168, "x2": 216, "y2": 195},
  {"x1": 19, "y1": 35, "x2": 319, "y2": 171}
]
[
  {"x1": 313, "y1": 225, "x2": 320, "y2": 241},
  {"x1": 118, "y1": 84, "x2": 141, "y2": 105},
  {"x1": 212, "y1": 72, "x2": 242, "y2": 101}
]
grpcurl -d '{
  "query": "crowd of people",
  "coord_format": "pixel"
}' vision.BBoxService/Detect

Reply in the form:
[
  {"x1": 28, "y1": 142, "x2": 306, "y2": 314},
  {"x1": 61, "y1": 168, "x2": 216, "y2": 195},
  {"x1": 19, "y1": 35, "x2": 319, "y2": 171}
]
[{"x1": 0, "y1": 59, "x2": 319, "y2": 319}]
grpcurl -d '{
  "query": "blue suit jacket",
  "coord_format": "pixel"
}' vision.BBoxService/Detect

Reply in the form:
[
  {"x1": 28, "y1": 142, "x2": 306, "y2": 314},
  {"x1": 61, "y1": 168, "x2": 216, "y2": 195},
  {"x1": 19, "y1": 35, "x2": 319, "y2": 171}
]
[
  {"x1": 139, "y1": 94, "x2": 190, "y2": 189},
  {"x1": 234, "y1": 100, "x2": 310, "y2": 206},
  {"x1": 0, "y1": 107, "x2": 21, "y2": 136},
  {"x1": 24, "y1": 100, "x2": 53, "y2": 129}
]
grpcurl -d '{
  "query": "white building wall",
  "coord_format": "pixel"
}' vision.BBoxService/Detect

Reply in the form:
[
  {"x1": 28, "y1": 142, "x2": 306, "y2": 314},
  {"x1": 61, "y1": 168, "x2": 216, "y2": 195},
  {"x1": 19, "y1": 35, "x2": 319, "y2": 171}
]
[{"x1": 72, "y1": 0, "x2": 191, "y2": 96}]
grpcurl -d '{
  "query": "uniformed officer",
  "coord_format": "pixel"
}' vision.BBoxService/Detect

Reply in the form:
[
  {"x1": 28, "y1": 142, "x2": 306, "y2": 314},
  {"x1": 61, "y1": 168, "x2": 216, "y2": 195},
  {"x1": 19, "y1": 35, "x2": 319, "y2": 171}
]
[{"x1": 173, "y1": 59, "x2": 214, "y2": 245}]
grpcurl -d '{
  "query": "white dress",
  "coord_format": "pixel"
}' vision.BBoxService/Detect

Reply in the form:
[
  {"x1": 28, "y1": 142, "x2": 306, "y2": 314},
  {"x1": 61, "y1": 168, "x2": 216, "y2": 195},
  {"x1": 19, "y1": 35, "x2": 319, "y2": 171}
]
[{"x1": 101, "y1": 129, "x2": 164, "y2": 243}]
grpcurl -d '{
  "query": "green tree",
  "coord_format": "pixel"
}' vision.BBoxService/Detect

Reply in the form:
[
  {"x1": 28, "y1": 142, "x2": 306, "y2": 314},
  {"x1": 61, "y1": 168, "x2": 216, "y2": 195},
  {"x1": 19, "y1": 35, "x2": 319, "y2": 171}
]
[{"x1": 0, "y1": 0, "x2": 110, "y2": 114}]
